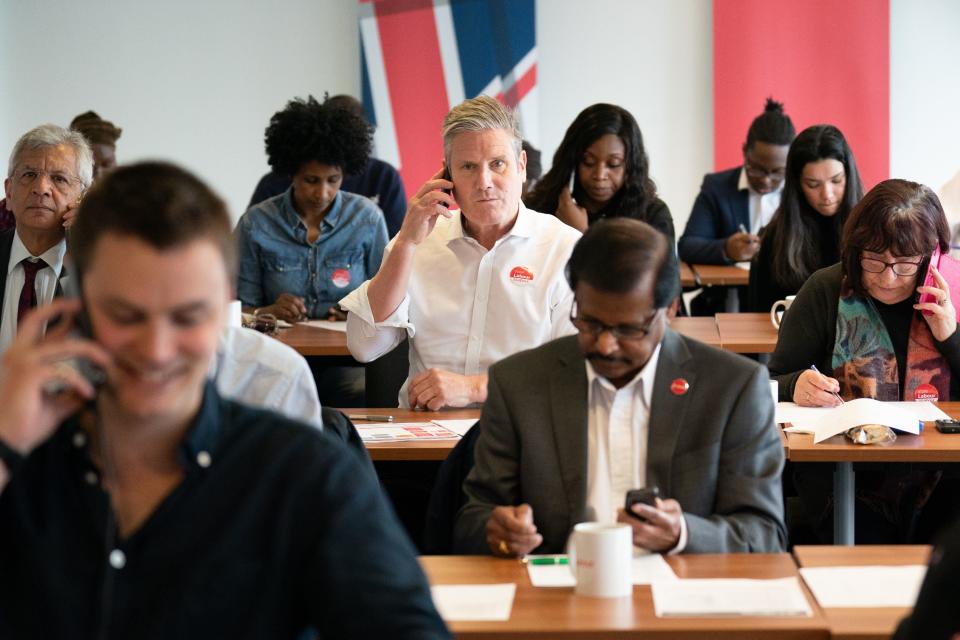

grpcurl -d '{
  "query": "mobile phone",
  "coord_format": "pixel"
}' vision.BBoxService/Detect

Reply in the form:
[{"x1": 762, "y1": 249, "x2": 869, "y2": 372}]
[
  {"x1": 44, "y1": 257, "x2": 106, "y2": 394},
  {"x1": 918, "y1": 246, "x2": 941, "y2": 314},
  {"x1": 567, "y1": 169, "x2": 576, "y2": 198},
  {"x1": 624, "y1": 487, "x2": 660, "y2": 520},
  {"x1": 440, "y1": 165, "x2": 453, "y2": 206},
  {"x1": 935, "y1": 419, "x2": 960, "y2": 434}
]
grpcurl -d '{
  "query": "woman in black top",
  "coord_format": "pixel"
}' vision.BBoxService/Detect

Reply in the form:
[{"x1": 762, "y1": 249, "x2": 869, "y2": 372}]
[
  {"x1": 525, "y1": 103, "x2": 674, "y2": 241},
  {"x1": 748, "y1": 124, "x2": 863, "y2": 312}
]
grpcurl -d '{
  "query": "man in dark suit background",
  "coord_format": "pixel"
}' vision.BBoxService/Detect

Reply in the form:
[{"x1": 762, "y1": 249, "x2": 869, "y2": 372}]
[
  {"x1": 678, "y1": 99, "x2": 795, "y2": 315},
  {"x1": 454, "y1": 218, "x2": 785, "y2": 556},
  {"x1": 1, "y1": 124, "x2": 91, "y2": 354}
]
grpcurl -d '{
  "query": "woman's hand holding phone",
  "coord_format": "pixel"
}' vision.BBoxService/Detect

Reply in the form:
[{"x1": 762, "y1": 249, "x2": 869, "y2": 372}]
[
  {"x1": 556, "y1": 185, "x2": 588, "y2": 232},
  {"x1": 0, "y1": 299, "x2": 111, "y2": 456},
  {"x1": 916, "y1": 264, "x2": 957, "y2": 341}
]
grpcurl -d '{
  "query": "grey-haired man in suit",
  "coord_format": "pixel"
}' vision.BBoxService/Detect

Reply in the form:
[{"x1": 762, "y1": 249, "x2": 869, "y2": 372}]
[{"x1": 454, "y1": 218, "x2": 785, "y2": 556}]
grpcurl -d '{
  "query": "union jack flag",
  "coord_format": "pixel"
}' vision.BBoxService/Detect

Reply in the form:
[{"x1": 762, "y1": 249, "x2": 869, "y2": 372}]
[{"x1": 359, "y1": 0, "x2": 537, "y2": 191}]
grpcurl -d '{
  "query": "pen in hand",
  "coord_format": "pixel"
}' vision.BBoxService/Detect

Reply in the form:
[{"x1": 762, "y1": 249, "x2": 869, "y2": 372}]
[{"x1": 809, "y1": 365, "x2": 844, "y2": 404}]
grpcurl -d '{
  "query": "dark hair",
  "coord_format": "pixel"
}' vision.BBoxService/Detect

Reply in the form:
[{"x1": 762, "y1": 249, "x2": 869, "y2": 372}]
[
  {"x1": 842, "y1": 179, "x2": 949, "y2": 296},
  {"x1": 71, "y1": 161, "x2": 236, "y2": 280},
  {"x1": 566, "y1": 218, "x2": 679, "y2": 307},
  {"x1": 764, "y1": 124, "x2": 864, "y2": 290},
  {"x1": 264, "y1": 95, "x2": 372, "y2": 178},
  {"x1": 526, "y1": 103, "x2": 657, "y2": 221},
  {"x1": 744, "y1": 98, "x2": 796, "y2": 150},
  {"x1": 522, "y1": 140, "x2": 542, "y2": 182}
]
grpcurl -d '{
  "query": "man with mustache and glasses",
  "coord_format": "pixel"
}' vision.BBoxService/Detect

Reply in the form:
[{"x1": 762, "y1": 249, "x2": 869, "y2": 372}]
[
  {"x1": 454, "y1": 219, "x2": 785, "y2": 556},
  {"x1": 1, "y1": 124, "x2": 92, "y2": 354}
]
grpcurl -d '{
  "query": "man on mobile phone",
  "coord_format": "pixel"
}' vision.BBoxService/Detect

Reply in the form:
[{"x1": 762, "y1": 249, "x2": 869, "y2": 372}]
[
  {"x1": 0, "y1": 124, "x2": 92, "y2": 354},
  {"x1": 0, "y1": 162, "x2": 448, "y2": 638},
  {"x1": 454, "y1": 219, "x2": 785, "y2": 556},
  {"x1": 341, "y1": 96, "x2": 581, "y2": 409}
]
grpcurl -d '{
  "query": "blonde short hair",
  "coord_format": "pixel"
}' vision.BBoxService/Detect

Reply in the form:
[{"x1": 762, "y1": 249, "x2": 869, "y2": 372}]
[{"x1": 441, "y1": 95, "x2": 522, "y2": 168}]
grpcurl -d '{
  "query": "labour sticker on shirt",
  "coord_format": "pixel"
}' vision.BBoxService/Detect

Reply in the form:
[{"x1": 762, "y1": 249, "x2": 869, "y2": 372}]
[
  {"x1": 914, "y1": 382, "x2": 939, "y2": 402},
  {"x1": 670, "y1": 378, "x2": 689, "y2": 395},
  {"x1": 509, "y1": 266, "x2": 534, "y2": 285},
  {"x1": 331, "y1": 268, "x2": 351, "y2": 289}
]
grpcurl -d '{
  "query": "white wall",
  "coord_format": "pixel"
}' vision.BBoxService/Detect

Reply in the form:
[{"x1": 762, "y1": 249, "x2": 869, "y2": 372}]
[
  {"x1": 890, "y1": 0, "x2": 960, "y2": 193},
  {"x1": 1, "y1": 0, "x2": 957, "y2": 232}
]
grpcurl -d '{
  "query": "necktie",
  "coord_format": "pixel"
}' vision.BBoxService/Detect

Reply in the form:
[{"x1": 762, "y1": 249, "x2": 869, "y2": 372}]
[{"x1": 18, "y1": 258, "x2": 48, "y2": 323}]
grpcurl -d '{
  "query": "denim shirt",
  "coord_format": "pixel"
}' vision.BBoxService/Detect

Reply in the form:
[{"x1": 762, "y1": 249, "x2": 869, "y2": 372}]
[{"x1": 236, "y1": 188, "x2": 388, "y2": 317}]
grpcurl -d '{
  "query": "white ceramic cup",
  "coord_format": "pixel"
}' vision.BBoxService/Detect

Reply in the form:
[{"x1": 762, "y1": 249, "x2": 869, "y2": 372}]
[
  {"x1": 227, "y1": 299, "x2": 243, "y2": 328},
  {"x1": 770, "y1": 295, "x2": 797, "y2": 329},
  {"x1": 769, "y1": 379, "x2": 779, "y2": 406},
  {"x1": 567, "y1": 522, "x2": 632, "y2": 598}
]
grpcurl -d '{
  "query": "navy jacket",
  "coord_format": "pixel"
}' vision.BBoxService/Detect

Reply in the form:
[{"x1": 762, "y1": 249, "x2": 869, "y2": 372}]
[{"x1": 678, "y1": 167, "x2": 749, "y2": 265}]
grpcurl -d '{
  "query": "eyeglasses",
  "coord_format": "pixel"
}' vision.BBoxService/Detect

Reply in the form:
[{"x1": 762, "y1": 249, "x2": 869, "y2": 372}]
[
  {"x1": 859, "y1": 256, "x2": 923, "y2": 276},
  {"x1": 743, "y1": 159, "x2": 786, "y2": 182},
  {"x1": 570, "y1": 302, "x2": 662, "y2": 341},
  {"x1": 13, "y1": 168, "x2": 82, "y2": 195}
]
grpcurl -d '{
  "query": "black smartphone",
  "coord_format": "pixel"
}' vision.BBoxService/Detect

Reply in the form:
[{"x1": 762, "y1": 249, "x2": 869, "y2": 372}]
[
  {"x1": 440, "y1": 165, "x2": 453, "y2": 205},
  {"x1": 935, "y1": 419, "x2": 960, "y2": 434},
  {"x1": 45, "y1": 257, "x2": 106, "y2": 394},
  {"x1": 624, "y1": 487, "x2": 660, "y2": 520}
]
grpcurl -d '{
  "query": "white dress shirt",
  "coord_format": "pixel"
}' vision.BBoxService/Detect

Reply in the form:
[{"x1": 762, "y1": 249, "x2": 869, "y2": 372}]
[
  {"x1": 585, "y1": 343, "x2": 687, "y2": 553},
  {"x1": 0, "y1": 232, "x2": 67, "y2": 354},
  {"x1": 737, "y1": 168, "x2": 783, "y2": 234},
  {"x1": 210, "y1": 325, "x2": 323, "y2": 430},
  {"x1": 341, "y1": 204, "x2": 581, "y2": 407}
]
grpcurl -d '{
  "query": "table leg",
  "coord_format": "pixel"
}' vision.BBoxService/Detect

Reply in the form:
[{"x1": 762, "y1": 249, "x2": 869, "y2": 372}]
[
  {"x1": 724, "y1": 287, "x2": 740, "y2": 313},
  {"x1": 833, "y1": 461, "x2": 855, "y2": 545}
]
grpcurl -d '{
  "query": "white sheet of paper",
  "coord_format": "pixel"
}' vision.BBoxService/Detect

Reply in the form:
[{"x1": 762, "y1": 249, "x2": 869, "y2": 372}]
[
  {"x1": 299, "y1": 319, "x2": 348, "y2": 332},
  {"x1": 778, "y1": 401, "x2": 949, "y2": 430},
  {"x1": 799, "y1": 565, "x2": 927, "y2": 608},
  {"x1": 652, "y1": 577, "x2": 812, "y2": 617},
  {"x1": 431, "y1": 419, "x2": 478, "y2": 437},
  {"x1": 734, "y1": 261, "x2": 751, "y2": 270},
  {"x1": 526, "y1": 553, "x2": 677, "y2": 588},
  {"x1": 355, "y1": 422, "x2": 460, "y2": 442},
  {"x1": 431, "y1": 583, "x2": 516, "y2": 621},
  {"x1": 808, "y1": 398, "x2": 923, "y2": 442}
]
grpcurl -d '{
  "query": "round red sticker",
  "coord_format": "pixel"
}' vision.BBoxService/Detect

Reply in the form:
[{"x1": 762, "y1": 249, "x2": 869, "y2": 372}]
[
  {"x1": 331, "y1": 268, "x2": 351, "y2": 288},
  {"x1": 509, "y1": 266, "x2": 534, "y2": 285},
  {"x1": 914, "y1": 383, "x2": 939, "y2": 402},
  {"x1": 670, "y1": 378, "x2": 689, "y2": 395}
]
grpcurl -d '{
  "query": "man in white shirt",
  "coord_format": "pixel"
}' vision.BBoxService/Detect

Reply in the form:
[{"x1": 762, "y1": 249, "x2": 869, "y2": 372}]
[
  {"x1": 0, "y1": 125, "x2": 92, "y2": 353},
  {"x1": 454, "y1": 218, "x2": 785, "y2": 555},
  {"x1": 341, "y1": 96, "x2": 580, "y2": 409}
]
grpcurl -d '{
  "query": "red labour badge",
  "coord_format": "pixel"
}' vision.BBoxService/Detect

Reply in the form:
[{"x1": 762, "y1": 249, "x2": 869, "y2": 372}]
[{"x1": 670, "y1": 378, "x2": 689, "y2": 395}]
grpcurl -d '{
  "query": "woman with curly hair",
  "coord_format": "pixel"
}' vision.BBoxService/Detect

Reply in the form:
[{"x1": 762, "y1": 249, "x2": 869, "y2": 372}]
[
  {"x1": 524, "y1": 103, "x2": 674, "y2": 241},
  {"x1": 236, "y1": 95, "x2": 388, "y2": 323}
]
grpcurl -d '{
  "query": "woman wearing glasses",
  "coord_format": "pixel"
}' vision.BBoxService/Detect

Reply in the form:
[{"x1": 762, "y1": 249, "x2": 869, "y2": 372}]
[
  {"x1": 747, "y1": 125, "x2": 864, "y2": 312},
  {"x1": 769, "y1": 180, "x2": 959, "y2": 543}
]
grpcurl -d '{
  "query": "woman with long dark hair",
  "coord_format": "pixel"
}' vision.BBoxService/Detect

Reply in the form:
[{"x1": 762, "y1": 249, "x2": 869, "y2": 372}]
[
  {"x1": 525, "y1": 103, "x2": 674, "y2": 240},
  {"x1": 748, "y1": 124, "x2": 864, "y2": 311}
]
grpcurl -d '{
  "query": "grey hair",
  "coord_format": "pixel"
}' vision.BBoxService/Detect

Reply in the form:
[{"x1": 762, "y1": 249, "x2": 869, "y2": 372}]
[
  {"x1": 7, "y1": 124, "x2": 95, "y2": 190},
  {"x1": 441, "y1": 95, "x2": 522, "y2": 168}
]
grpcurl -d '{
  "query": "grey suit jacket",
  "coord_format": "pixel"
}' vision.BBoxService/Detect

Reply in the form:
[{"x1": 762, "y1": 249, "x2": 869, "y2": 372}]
[{"x1": 453, "y1": 329, "x2": 786, "y2": 554}]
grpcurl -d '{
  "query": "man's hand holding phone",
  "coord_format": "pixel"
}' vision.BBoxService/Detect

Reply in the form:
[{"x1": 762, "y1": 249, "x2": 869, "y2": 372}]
[
  {"x1": 395, "y1": 167, "x2": 454, "y2": 248},
  {"x1": 0, "y1": 299, "x2": 111, "y2": 457},
  {"x1": 618, "y1": 487, "x2": 683, "y2": 552}
]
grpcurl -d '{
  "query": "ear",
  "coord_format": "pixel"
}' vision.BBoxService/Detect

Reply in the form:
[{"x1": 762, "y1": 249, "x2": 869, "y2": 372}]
[
  {"x1": 3, "y1": 177, "x2": 10, "y2": 202},
  {"x1": 517, "y1": 148, "x2": 527, "y2": 185}
]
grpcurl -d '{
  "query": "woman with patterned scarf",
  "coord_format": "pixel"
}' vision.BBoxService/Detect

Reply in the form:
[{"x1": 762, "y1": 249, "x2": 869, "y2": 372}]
[{"x1": 770, "y1": 179, "x2": 960, "y2": 544}]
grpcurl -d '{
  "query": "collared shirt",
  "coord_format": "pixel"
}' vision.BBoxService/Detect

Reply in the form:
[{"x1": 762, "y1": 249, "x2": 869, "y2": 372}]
[
  {"x1": 0, "y1": 382, "x2": 449, "y2": 639},
  {"x1": 0, "y1": 231, "x2": 67, "y2": 353},
  {"x1": 236, "y1": 188, "x2": 388, "y2": 318},
  {"x1": 737, "y1": 168, "x2": 783, "y2": 234},
  {"x1": 210, "y1": 325, "x2": 323, "y2": 430},
  {"x1": 584, "y1": 343, "x2": 687, "y2": 553},
  {"x1": 341, "y1": 204, "x2": 581, "y2": 407}
]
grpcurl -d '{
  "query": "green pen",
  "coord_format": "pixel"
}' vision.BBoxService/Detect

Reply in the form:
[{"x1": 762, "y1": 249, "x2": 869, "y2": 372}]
[{"x1": 528, "y1": 556, "x2": 568, "y2": 565}]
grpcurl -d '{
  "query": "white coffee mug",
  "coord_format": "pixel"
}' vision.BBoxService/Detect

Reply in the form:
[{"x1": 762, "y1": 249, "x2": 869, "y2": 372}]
[
  {"x1": 770, "y1": 295, "x2": 796, "y2": 329},
  {"x1": 769, "y1": 379, "x2": 779, "y2": 406},
  {"x1": 567, "y1": 522, "x2": 632, "y2": 598}
]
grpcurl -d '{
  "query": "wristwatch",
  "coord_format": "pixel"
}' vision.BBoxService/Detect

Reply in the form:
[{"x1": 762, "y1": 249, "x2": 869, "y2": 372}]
[{"x1": 0, "y1": 437, "x2": 25, "y2": 475}]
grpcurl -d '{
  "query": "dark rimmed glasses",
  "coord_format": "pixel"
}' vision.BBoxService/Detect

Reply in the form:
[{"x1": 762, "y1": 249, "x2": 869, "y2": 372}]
[{"x1": 569, "y1": 301, "x2": 662, "y2": 341}]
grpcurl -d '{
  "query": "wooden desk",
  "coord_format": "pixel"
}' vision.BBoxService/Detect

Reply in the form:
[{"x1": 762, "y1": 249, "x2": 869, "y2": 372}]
[
  {"x1": 687, "y1": 263, "x2": 751, "y2": 287},
  {"x1": 792, "y1": 545, "x2": 931, "y2": 640},
  {"x1": 421, "y1": 554, "x2": 828, "y2": 639},
  {"x1": 670, "y1": 316, "x2": 721, "y2": 347},
  {"x1": 783, "y1": 402, "x2": 960, "y2": 545},
  {"x1": 274, "y1": 323, "x2": 350, "y2": 357},
  {"x1": 716, "y1": 312, "x2": 779, "y2": 353},
  {"x1": 680, "y1": 262, "x2": 698, "y2": 288},
  {"x1": 350, "y1": 408, "x2": 480, "y2": 461}
]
